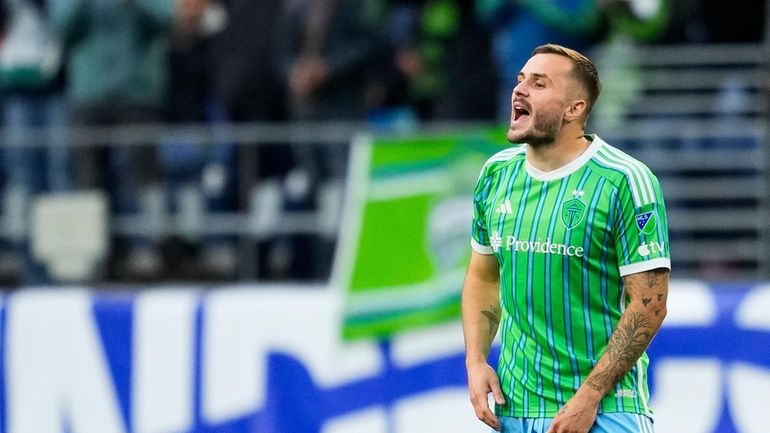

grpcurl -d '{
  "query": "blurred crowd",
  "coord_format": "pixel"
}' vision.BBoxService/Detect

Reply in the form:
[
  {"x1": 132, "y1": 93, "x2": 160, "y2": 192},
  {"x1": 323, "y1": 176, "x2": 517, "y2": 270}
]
[{"x1": 0, "y1": 0, "x2": 764, "y2": 286}]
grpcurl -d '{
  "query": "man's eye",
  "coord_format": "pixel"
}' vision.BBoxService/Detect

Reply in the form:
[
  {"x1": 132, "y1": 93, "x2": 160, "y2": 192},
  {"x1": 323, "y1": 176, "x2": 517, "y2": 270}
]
[{"x1": 534, "y1": 82, "x2": 545, "y2": 89}]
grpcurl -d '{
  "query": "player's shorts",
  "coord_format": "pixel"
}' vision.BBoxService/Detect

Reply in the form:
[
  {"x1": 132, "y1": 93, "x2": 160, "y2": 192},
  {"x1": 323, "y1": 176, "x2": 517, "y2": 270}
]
[{"x1": 498, "y1": 413, "x2": 654, "y2": 433}]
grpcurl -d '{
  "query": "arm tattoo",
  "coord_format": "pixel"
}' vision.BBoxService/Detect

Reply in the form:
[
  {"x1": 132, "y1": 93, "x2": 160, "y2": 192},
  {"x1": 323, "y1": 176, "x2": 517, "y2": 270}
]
[
  {"x1": 585, "y1": 365, "x2": 622, "y2": 393},
  {"x1": 584, "y1": 268, "x2": 667, "y2": 393},
  {"x1": 480, "y1": 304, "x2": 501, "y2": 336},
  {"x1": 646, "y1": 270, "x2": 666, "y2": 289},
  {"x1": 585, "y1": 311, "x2": 655, "y2": 392},
  {"x1": 605, "y1": 311, "x2": 654, "y2": 366}
]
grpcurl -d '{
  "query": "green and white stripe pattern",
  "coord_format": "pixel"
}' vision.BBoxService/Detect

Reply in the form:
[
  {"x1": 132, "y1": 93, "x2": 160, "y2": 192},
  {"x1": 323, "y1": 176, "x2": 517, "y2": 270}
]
[{"x1": 471, "y1": 135, "x2": 670, "y2": 418}]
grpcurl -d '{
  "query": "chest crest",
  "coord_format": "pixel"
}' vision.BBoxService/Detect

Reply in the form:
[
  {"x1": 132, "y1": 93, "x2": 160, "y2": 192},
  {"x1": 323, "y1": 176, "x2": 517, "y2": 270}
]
[{"x1": 560, "y1": 190, "x2": 587, "y2": 229}]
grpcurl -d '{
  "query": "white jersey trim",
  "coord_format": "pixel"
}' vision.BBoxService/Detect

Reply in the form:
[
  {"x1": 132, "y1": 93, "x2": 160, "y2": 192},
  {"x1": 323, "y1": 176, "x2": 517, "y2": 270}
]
[
  {"x1": 524, "y1": 134, "x2": 604, "y2": 181},
  {"x1": 471, "y1": 238, "x2": 494, "y2": 255},
  {"x1": 594, "y1": 144, "x2": 657, "y2": 208},
  {"x1": 603, "y1": 145, "x2": 656, "y2": 205},
  {"x1": 479, "y1": 146, "x2": 526, "y2": 178},
  {"x1": 594, "y1": 152, "x2": 643, "y2": 207},
  {"x1": 618, "y1": 258, "x2": 671, "y2": 277}
]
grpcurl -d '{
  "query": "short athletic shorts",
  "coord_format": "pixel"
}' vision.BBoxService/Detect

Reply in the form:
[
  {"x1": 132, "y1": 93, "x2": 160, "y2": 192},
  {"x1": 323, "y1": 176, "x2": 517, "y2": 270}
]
[{"x1": 497, "y1": 413, "x2": 653, "y2": 433}]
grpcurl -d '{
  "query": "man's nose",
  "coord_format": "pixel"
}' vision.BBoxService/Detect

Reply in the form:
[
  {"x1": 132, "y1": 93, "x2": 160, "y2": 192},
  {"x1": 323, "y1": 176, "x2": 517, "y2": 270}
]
[{"x1": 513, "y1": 81, "x2": 527, "y2": 97}]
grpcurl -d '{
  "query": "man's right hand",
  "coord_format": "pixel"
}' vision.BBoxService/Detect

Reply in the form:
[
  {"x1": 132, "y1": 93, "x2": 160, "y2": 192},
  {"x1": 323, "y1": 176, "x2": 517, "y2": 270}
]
[{"x1": 466, "y1": 360, "x2": 506, "y2": 431}]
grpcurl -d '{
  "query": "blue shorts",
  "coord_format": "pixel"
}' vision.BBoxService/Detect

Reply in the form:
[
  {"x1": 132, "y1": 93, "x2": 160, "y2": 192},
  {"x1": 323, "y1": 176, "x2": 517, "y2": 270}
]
[{"x1": 498, "y1": 413, "x2": 654, "y2": 433}]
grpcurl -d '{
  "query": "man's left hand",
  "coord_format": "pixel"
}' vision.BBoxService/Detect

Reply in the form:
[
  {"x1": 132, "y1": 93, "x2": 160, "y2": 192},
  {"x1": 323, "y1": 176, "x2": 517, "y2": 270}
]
[{"x1": 546, "y1": 392, "x2": 599, "y2": 433}]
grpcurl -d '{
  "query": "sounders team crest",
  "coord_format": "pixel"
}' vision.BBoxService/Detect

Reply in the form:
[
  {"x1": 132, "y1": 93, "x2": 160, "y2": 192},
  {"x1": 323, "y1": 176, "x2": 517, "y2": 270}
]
[{"x1": 561, "y1": 191, "x2": 586, "y2": 229}]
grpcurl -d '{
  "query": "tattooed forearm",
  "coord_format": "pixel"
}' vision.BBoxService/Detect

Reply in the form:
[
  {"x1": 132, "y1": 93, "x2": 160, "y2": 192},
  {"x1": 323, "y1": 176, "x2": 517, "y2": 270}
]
[
  {"x1": 480, "y1": 304, "x2": 500, "y2": 336},
  {"x1": 584, "y1": 366, "x2": 622, "y2": 393},
  {"x1": 605, "y1": 311, "x2": 654, "y2": 366},
  {"x1": 584, "y1": 310, "x2": 656, "y2": 393},
  {"x1": 583, "y1": 268, "x2": 668, "y2": 395}
]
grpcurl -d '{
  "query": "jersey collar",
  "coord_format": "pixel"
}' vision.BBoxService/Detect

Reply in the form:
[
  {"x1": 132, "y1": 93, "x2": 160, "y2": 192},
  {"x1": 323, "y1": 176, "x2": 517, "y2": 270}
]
[{"x1": 525, "y1": 134, "x2": 605, "y2": 181}]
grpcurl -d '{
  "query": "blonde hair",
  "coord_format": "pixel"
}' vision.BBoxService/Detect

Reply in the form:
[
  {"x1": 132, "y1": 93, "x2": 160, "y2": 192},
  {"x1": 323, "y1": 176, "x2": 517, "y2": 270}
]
[{"x1": 532, "y1": 44, "x2": 602, "y2": 114}]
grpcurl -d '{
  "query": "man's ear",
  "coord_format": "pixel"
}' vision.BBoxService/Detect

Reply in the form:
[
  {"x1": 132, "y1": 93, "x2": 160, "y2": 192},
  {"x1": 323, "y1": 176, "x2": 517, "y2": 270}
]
[{"x1": 564, "y1": 99, "x2": 587, "y2": 122}]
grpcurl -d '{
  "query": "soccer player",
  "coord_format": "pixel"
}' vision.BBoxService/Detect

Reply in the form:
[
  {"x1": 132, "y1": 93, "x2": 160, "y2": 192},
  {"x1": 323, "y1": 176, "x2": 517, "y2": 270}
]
[{"x1": 462, "y1": 44, "x2": 670, "y2": 433}]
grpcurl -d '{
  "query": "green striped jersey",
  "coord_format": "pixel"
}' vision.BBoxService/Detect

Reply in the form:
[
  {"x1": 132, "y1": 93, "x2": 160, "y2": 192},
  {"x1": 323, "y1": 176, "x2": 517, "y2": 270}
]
[{"x1": 470, "y1": 135, "x2": 670, "y2": 418}]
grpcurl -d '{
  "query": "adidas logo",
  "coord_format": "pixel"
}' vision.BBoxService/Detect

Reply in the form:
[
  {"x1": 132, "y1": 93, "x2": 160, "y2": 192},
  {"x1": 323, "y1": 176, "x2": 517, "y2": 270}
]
[{"x1": 495, "y1": 199, "x2": 513, "y2": 214}]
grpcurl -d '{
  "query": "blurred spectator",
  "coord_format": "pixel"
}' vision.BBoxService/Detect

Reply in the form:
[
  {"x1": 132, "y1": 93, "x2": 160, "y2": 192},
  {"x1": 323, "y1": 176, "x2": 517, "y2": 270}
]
[
  {"x1": 276, "y1": 0, "x2": 383, "y2": 123},
  {"x1": 659, "y1": 0, "x2": 765, "y2": 43},
  {"x1": 206, "y1": 0, "x2": 290, "y2": 184},
  {"x1": 167, "y1": 0, "x2": 212, "y2": 126},
  {"x1": 600, "y1": 0, "x2": 669, "y2": 41},
  {"x1": 379, "y1": 0, "x2": 497, "y2": 122},
  {"x1": 205, "y1": 0, "x2": 292, "y2": 280},
  {"x1": 161, "y1": 0, "x2": 226, "y2": 280},
  {"x1": 476, "y1": 0, "x2": 604, "y2": 122},
  {"x1": 0, "y1": 0, "x2": 68, "y2": 284},
  {"x1": 49, "y1": 0, "x2": 176, "y2": 281},
  {"x1": 207, "y1": 0, "x2": 286, "y2": 124},
  {"x1": 274, "y1": 0, "x2": 383, "y2": 279},
  {"x1": 590, "y1": 0, "x2": 670, "y2": 129},
  {"x1": 275, "y1": 0, "x2": 384, "y2": 197}
]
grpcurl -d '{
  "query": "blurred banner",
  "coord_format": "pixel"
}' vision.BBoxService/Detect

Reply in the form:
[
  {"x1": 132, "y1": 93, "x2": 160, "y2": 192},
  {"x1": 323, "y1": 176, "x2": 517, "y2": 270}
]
[
  {"x1": 334, "y1": 131, "x2": 504, "y2": 340},
  {"x1": 0, "y1": 282, "x2": 769, "y2": 433}
]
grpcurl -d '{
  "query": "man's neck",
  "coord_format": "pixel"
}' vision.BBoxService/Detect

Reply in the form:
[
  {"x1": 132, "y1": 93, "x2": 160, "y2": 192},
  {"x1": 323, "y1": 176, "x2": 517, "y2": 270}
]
[{"x1": 526, "y1": 130, "x2": 590, "y2": 172}]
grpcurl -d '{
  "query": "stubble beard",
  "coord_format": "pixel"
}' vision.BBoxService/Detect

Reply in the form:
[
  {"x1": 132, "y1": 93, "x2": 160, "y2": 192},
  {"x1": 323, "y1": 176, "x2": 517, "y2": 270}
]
[{"x1": 508, "y1": 110, "x2": 563, "y2": 148}]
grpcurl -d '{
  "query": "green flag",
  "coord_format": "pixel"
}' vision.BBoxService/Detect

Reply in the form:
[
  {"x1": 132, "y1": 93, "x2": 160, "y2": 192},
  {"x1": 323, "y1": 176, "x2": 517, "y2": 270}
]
[{"x1": 334, "y1": 130, "x2": 504, "y2": 340}]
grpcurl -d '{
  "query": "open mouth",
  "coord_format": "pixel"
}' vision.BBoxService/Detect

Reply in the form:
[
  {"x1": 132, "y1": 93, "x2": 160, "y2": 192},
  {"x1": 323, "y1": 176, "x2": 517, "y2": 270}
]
[{"x1": 513, "y1": 104, "x2": 530, "y2": 121}]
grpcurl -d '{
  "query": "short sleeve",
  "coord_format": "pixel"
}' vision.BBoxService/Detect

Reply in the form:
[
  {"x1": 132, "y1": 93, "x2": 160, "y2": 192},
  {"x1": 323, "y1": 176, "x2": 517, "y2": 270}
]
[
  {"x1": 613, "y1": 173, "x2": 671, "y2": 276},
  {"x1": 471, "y1": 169, "x2": 494, "y2": 255}
]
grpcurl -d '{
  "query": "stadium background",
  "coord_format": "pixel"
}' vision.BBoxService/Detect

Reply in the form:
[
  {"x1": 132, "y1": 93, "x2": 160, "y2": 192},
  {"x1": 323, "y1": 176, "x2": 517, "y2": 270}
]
[{"x1": 0, "y1": 0, "x2": 768, "y2": 432}]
